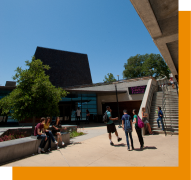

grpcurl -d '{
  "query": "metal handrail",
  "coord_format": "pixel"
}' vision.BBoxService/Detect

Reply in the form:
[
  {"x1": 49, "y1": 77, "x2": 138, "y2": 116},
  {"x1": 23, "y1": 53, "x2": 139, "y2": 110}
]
[
  {"x1": 162, "y1": 85, "x2": 167, "y2": 136},
  {"x1": 161, "y1": 82, "x2": 178, "y2": 135}
]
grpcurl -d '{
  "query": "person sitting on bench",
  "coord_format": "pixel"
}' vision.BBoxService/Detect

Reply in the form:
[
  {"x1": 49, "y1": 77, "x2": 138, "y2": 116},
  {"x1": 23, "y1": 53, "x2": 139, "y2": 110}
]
[
  {"x1": 34, "y1": 117, "x2": 48, "y2": 154},
  {"x1": 51, "y1": 117, "x2": 66, "y2": 149},
  {"x1": 44, "y1": 117, "x2": 58, "y2": 151}
]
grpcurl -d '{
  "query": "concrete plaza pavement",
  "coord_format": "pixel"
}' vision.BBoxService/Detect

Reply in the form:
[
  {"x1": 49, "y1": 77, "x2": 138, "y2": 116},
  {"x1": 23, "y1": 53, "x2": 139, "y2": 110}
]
[{"x1": 2, "y1": 126, "x2": 178, "y2": 167}]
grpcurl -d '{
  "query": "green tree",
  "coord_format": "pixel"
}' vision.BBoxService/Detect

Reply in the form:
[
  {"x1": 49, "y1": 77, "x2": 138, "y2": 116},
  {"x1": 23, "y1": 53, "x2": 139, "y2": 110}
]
[
  {"x1": 103, "y1": 73, "x2": 117, "y2": 83},
  {"x1": 123, "y1": 53, "x2": 170, "y2": 79},
  {"x1": 0, "y1": 56, "x2": 68, "y2": 132}
]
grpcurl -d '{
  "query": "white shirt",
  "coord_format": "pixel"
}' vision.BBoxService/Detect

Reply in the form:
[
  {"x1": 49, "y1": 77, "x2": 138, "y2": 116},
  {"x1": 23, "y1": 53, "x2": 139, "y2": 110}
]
[{"x1": 76, "y1": 110, "x2": 81, "y2": 116}]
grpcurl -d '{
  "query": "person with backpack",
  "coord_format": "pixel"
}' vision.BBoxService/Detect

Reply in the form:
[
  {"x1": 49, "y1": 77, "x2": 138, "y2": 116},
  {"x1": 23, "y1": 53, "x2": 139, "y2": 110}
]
[
  {"x1": 157, "y1": 106, "x2": 164, "y2": 131},
  {"x1": 121, "y1": 109, "x2": 134, "y2": 151},
  {"x1": 132, "y1": 109, "x2": 144, "y2": 149},
  {"x1": 104, "y1": 106, "x2": 122, "y2": 146}
]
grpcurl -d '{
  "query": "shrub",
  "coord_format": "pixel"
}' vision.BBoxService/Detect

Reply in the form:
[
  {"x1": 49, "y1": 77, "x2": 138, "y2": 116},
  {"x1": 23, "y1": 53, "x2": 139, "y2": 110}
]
[{"x1": 0, "y1": 132, "x2": 27, "y2": 142}]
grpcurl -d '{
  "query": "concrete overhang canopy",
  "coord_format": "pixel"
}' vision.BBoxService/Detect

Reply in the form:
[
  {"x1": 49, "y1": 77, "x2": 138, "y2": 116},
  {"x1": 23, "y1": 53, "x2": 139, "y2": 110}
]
[
  {"x1": 66, "y1": 89, "x2": 127, "y2": 95},
  {"x1": 130, "y1": 0, "x2": 178, "y2": 77}
]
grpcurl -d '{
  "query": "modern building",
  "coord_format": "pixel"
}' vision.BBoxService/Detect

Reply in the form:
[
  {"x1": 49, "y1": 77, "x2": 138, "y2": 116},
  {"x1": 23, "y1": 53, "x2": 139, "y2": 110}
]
[
  {"x1": 0, "y1": 47, "x2": 154, "y2": 124},
  {"x1": 0, "y1": 47, "x2": 178, "y2": 135}
]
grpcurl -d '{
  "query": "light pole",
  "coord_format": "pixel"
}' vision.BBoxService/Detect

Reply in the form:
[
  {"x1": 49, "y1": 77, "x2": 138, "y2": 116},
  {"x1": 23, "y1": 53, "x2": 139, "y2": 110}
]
[
  {"x1": 117, "y1": 75, "x2": 119, "y2": 81},
  {"x1": 113, "y1": 82, "x2": 122, "y2": 128}
]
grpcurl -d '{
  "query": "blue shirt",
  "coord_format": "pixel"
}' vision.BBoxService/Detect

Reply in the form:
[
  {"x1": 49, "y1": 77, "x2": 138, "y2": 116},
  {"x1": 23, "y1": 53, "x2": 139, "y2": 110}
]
[
  {"x1": 106, "y1": 110, "x2": 113, "y2": 124},
  {"x1": 158, "y1": 110, "x2": 163, "y2": 118},
  {"x1": 121, "y1": 114, "x2": 132, "y2": 130}
]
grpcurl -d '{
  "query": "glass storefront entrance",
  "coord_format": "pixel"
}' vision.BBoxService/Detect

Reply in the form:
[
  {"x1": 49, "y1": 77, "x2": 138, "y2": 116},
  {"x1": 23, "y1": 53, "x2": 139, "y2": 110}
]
[{"x1": 59, "y1": 93, "x2": 97, "y2": 122}]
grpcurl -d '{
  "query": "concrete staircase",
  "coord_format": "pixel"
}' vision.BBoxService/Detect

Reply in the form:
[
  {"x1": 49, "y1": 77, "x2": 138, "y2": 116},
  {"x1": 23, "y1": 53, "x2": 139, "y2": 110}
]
[{"x1": 149, "y1": 86, "x2": 178, "y2": 135}]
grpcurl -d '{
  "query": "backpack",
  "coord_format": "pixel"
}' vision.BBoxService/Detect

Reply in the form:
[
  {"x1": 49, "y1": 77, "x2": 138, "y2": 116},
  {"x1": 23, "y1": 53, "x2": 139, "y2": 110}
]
[
  {"x1": 123, "y1": 114, "x2": 131, "y2": 130},
  {"x1": 137, "y1": 116, "x2": 144, "y2": 128},
  {"x1": 103, "y1": 111, "x2": 109, "y2": 124}
]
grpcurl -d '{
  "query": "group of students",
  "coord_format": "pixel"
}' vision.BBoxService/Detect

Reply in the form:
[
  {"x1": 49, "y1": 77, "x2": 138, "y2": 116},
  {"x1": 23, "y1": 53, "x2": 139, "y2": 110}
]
[
  {"x1": 34, "y1": 116, "x2": 67, "y2": 154},
  {"x1": 105, "y1": 106, "x2": 164, "y2": 151}
]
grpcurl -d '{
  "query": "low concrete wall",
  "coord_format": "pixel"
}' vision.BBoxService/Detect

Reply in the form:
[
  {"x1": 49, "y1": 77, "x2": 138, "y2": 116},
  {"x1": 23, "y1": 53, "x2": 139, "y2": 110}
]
[{"x1": 0, "y1": 133, "x2": 70, "y2": 165}]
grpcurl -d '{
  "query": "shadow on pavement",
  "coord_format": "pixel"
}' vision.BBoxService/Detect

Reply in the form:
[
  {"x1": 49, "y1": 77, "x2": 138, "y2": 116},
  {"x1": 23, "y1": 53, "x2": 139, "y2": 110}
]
[
  {"x1": 113, "y1": 143, "x2": 126, "y2": 147},
  {"x1": 133, "y1": 146, "x2": 157, "y2": 151},
  {"x1": 69, "y1": 141, "x2": 82, "y2": 145}
]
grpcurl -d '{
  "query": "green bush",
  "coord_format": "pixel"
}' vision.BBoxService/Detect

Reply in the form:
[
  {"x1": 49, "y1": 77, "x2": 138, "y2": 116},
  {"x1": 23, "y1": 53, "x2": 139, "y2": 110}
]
[{"x1": 70, "y1": 131, "x2": 84, "y2": 138}]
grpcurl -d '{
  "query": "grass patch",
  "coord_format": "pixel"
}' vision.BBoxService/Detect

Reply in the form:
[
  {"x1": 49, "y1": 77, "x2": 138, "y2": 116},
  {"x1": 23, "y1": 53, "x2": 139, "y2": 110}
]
[{"x1": 70, "y1": 131, "x2": 85, "y2": 138}]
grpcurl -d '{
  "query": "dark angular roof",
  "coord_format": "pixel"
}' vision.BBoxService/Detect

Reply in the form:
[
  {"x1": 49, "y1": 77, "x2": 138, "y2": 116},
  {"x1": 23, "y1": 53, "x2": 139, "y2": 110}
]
[{"x1": 34, "y1": 46, "x2": 92, "y2": 88}]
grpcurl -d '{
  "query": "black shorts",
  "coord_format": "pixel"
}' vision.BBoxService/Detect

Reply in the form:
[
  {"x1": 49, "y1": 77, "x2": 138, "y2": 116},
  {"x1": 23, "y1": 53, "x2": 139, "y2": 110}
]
[{"x1": 107, "y1": 123, "x2": 116, "y2": 133}]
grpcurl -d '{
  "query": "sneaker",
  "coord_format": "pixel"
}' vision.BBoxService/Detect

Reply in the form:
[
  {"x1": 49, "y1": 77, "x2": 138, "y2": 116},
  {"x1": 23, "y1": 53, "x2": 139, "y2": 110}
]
[
  {"x1": 118, "y1": 137, "x2": 122, "y2": 142},
  {"x1": 57, "y1": 145, "x2": 60, "y2": 149},
  {"x1": 62, "y1": 142, "x2": 65, "y2": 146},
  {"x1": 54, "y1": 141, "x2": 58, "y2": 145},
  {"x1": 41, "y1": 148, "x2": 45, "y2": 153},
  {"x1": 110, "y1": 141, "x2": 114, "y2": 146},
  {"x1": 48, "y1": 148, "x2": 51, "y2": 152},
  {"x1": 128, "y1": 148, "x2": 131, "y2": 151},
  {"x1": 38, "y1": 147, "x2": 41, "y2": 154}
]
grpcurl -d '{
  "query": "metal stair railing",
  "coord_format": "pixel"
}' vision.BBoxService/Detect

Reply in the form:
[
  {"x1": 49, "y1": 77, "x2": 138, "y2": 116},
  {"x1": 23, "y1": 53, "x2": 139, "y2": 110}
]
[
  {"x1": 162, "y1": 83, "x2": 178, "y2": 135},
  {"x1": 162, "y1": 84, "x2": 167, "y2": 136}
]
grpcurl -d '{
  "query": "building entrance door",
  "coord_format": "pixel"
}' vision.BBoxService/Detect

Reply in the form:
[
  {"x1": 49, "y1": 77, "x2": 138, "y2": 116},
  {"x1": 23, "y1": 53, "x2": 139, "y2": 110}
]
[{"x1": 59, "y1": 104, "x2": 71, "y2": 122}]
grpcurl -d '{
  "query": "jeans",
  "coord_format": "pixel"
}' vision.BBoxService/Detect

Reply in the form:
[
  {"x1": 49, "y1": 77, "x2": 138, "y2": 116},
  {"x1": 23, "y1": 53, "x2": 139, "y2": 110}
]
[
  {"x1": 125, "y1": 131, "x2": 134, "y2": 149},
  {"x1": 157, "y1": 117, "x2": 164, "y2": 130},
  {"x1": 135, "y1": 128, "x2": 144, "y2": 147},
  {"x1": 37, "y1": 134, "x2": 47, "y2": 148},
  {"x1": 45, "y1": 131, "x2": 56, "y2": 149},
  {"x1": 76, "y1": 116, "x2": 80, "y2": 125}
]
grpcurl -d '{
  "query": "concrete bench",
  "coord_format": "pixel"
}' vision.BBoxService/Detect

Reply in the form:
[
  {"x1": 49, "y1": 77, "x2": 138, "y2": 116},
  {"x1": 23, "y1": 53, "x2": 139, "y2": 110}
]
[
  {"x1": 0, "y1": 132, "x2": 70, "y2": 165},
  {"x1": 31, "y1": 132, "x2": 70, "y2": 149}
]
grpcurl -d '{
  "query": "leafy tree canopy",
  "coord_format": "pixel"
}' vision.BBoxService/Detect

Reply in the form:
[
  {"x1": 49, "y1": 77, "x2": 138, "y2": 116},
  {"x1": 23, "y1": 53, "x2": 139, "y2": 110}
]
[
  {"x1": 0, "y1": 56, "x2": 68, "y2": 122},
  {"x1": 103, "y1": 73, "x2": 117, "y2": 83},
  {"x1": 123, "y1": 53, "x2": 170, "y2": 79}
]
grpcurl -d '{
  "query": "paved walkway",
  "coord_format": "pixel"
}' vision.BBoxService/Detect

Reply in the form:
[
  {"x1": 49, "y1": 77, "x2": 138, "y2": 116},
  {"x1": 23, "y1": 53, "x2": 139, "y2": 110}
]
[{"x1": 2, "y1": 126, "x2": 178, "y2": 167}]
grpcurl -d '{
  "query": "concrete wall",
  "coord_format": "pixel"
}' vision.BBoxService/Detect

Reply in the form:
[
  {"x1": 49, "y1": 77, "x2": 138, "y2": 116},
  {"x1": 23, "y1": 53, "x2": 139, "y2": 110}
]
[
  {"x1": 130, "y1": 0, "x2": 178, "y2": 77},
  {"x1": 93, "y1": 80, "x2": 149, "y2": 114},
  {"x1": 0, "y1": 133, "x2": 70, "y2": 165}
]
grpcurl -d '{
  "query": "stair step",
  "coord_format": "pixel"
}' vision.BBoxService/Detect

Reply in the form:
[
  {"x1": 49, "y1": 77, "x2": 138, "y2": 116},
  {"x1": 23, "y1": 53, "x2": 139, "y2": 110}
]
[
  {"x1": 152, "y1": 130, "x2": 178, "y2": 135},
  {"x1": 151, "y1": 124, "x2": 179, "y2": 127},
  {"x1": 149, "y1": 114, "x2": 179, "y2": 117}
]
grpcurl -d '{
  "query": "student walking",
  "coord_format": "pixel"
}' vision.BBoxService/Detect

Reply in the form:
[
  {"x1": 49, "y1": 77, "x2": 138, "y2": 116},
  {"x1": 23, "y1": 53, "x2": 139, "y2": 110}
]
[
  {"x1": 34, "y1": 117, "x2": 48, "y2": 153},
  {"x1": 142, "y1": 107, "x2": 154, "y2": 135},
  {"x1": 85, "y1": 109, "x2": 90, "y2": 124},
  {"x1": 76, "y1": 107, "x2": 81, "y2": 125},
  {"x1": 51, "y1": 117, "x2": 66, "y2": 149},
  {"x1": 44, "y1": 117, "x2": 58, "y2": 151},
  {"x1": 133, "y1": 109, "x2": 144, "y2": 149},
  {"x1": 157, "y1": 106, "x2": 164, "y2": 131},
  {"x1": 105, "y1": 106, "x2": 122, "y2": 146},
  {"x1": 121, "y1": 109, "x2": 134, "y2": 151}
]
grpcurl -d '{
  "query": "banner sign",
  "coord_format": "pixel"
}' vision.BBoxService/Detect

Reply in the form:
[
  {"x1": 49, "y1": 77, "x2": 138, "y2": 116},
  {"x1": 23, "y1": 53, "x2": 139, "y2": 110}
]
[{"x1": 128, "y1": 85, "x2": 147, "y2": 94}]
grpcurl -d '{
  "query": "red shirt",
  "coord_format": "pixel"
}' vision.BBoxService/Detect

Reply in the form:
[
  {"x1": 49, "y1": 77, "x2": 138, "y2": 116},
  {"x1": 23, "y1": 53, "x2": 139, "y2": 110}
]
[{"x1": 34, "y1": 123, "x2": 44, "y2": 136}]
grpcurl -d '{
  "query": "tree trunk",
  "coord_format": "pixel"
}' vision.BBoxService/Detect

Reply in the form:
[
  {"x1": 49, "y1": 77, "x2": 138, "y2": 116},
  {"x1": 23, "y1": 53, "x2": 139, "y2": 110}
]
[{"x1": 32, "y1": 116, "x2": 35, "y2": 135}]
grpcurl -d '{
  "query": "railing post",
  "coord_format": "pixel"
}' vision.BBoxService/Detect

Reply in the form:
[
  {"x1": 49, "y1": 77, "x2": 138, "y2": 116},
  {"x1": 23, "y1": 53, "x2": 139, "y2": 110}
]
[{"x1": 162, "y1": 85, "x2": 167, "y2": 136}]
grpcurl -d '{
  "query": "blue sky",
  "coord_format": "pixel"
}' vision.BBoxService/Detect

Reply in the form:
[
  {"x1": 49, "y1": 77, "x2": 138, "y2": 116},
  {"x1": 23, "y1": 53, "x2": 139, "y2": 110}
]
[{"x1": 0, "y1": 0, "x2": 161, "y2": 85}]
